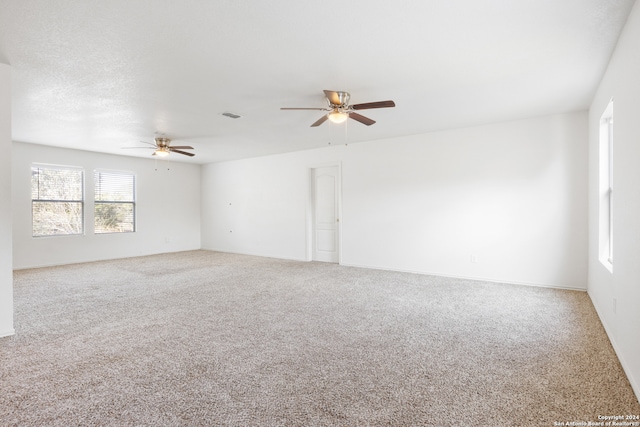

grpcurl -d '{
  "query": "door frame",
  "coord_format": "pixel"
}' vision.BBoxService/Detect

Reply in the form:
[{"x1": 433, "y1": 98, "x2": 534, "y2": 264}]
[{"x1": 306, "y1": 162, "x2": 342, "y2": 263}]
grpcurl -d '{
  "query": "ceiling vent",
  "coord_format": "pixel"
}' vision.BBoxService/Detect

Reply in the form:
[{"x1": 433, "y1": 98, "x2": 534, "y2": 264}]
[{"x1": 221, "y1": 112, "x2": 242, "y2": 119}]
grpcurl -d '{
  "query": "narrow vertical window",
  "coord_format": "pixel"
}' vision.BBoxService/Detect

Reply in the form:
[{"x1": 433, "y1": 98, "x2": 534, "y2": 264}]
[
  {"x1": 31, "y1": 165, "x2": 84, "y2": 237},
  {"x1": 599, "y1": 100, "x2": 613, "y2": 271},
  {"x1": 94, "y1": 170, "x2": 136, "y2": 234}
]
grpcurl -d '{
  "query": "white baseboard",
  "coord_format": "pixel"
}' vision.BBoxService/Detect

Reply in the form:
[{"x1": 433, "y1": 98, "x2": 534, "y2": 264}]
[
  {"x1": 0, "y1": 328, "x2": 15, "y2": 338},
  {"x1": 201, "y1": 248, "x2": 307, "y2": 263},
  {"x1": 13, "y1": 248, "x2": 202, "y2": 271},
  {"x1": 201, "y1": 250, "x2": 587, "y2": 291},
  {"x1": 589, "y1": 292, "x2": 640, "y2": 404},
  {"x1": 340, "y1": 261, "x2": 587, "y2": 292}
]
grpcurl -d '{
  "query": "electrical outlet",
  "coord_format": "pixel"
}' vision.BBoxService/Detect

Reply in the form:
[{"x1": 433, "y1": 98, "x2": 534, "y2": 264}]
[{"x1": 471, "y1": 255, "x2": 478, "y2": 263}]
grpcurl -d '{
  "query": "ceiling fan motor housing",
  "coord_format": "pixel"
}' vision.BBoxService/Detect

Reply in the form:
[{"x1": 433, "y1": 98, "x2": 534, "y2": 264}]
[
  {"x1": 155, "y1": 137, "x2": 171, "y2": 147},
  {"x1": 327, "y1": 91, "x2": 351, "y2": 109}
]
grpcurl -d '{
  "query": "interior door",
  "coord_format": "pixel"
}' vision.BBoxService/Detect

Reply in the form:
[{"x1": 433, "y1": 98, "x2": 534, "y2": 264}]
[{"x1": 312, "y1": 166, "x2": 339, "y2": 263}]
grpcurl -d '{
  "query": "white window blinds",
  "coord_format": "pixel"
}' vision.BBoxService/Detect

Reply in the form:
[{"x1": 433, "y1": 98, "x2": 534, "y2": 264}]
[{"x1": 94, "y1": 170, "x2": 136, "y2": 234}]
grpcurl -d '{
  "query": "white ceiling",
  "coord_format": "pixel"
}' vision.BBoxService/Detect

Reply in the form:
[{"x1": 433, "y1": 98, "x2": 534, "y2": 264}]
[{"x1": 0, "y1": 0, "x2": 635, "y2": 164}]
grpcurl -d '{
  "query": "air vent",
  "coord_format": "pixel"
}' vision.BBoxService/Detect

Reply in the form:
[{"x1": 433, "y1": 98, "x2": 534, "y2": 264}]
[{"x1": 221, "y1": 112, "x2": 242, "y2": 119}]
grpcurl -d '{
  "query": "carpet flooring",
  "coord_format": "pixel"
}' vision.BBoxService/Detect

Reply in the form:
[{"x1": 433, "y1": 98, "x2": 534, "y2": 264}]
[{"x1": 1, "y1": 250, "x2": 639, "y2": 426}]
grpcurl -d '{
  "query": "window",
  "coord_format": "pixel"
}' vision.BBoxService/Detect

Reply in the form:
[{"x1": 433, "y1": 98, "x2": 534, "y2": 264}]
[
  {"x1": 599, "y1": 100, "x2": 613, "y2": 271},
  {"x1": 31, "y1": 165, "x2": 84, "y2": 237},
  {"x1": 94, "y1": 170, "x2": 136, "y2": 234}
]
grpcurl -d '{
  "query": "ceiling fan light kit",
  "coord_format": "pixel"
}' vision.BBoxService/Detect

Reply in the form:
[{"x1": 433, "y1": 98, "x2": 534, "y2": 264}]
[
  {"x1": 281, "y1": 90, "x2": 395, "y2": 127},
  {"x1": 328, "y1": 110, "x2": 349, "y2": 123},
  {"x1": 154, "y1": 147, "x2": 170, "y2": 157}
]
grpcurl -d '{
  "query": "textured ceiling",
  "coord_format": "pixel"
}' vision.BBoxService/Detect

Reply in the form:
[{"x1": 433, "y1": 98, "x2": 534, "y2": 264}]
[{"x1": 0, "y1": 0, "x2": 635, "y2": 164}]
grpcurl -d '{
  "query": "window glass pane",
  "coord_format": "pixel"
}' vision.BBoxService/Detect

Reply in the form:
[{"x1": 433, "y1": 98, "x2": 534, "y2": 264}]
[
  {"x1": 31, "y1": 167, "x2": 83, "y2": 201},
  {"x1": 33, "y1": 201, "x2": 84, "y2": 236},
  {"x1": 95, "y1": 203, "x2": 135, "y2": 233}
]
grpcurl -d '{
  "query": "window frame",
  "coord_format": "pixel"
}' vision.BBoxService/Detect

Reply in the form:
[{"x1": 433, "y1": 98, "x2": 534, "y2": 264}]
[
  {"x1": 93, "y1": 169, "x2": 137, "y2": 234},
  {"x1": 31, "y1": 164, "x2": 85, "y2": 238},
  {"x1": 599, "y1": 99, "x2": 614, "y2": 272}
]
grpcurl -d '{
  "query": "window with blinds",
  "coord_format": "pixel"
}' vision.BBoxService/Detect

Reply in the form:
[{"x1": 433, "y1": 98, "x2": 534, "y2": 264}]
[
  {"x1": 94, "y1": 170, "x2": 136, "y2": 234},
  {"x1": 31, "y1": 165, "x2": 84, "y2": 237}
]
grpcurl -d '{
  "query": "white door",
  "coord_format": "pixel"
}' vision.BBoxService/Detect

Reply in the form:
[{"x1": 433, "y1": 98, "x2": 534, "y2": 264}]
[{"x1": 312, "y1": 166, "x2": 340, "y2": 263}]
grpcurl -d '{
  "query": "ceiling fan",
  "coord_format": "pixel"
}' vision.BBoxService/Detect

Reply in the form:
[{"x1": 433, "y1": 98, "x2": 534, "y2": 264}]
[
  {"x1": 281, "y1": 90, "x2": 395, "y2": 127},
  {"x1": 123, "y1": 137, "x2": 195, "y2": 157}
]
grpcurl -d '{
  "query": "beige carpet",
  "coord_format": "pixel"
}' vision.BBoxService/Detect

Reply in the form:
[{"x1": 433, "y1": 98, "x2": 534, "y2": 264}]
[{"x1": 1, "y1": 250, "x2": 638, "y2": 426}]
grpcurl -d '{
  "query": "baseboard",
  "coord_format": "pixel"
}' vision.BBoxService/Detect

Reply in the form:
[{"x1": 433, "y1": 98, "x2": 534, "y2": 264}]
[
  {"x1": 13, "y1": 248, "x2": 202, "y2": 271},
  {"x1": 201, "y1": 248, "x2": 308, "y2": 263},
  {"x1": 588, "y1": 292, "x2": 640, "y2": 404},
  {"x1": 340, "y1": 261, "x2": 587, "y2": 292},
  {"x1": 200, "y1": 251, "x2": 587, "y2": 292},
  {"x1": 0, "y1": 328, "x2": 15, "y2": 338}
]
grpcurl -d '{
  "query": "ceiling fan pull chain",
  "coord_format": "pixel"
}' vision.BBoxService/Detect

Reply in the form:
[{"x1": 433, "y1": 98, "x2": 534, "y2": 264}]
[{"x1": 344, "y1": 117, "x2": 349, "y2": 146}]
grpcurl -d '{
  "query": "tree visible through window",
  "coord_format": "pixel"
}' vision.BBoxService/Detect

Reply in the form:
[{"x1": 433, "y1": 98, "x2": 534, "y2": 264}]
[
  {"x1": 94, "y1": 170, "x2": 136, "y2": 234},
  {"x1": 31, "y1": 165, "x2": 84, "y2": 237}
]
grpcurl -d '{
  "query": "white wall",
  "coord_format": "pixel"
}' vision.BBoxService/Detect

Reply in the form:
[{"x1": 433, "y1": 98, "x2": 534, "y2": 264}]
[
  {"x1": 202, "y1": 111, "x2": 588, "y2": 289},
  {"x1": 12, "y1": 142, "x2": 201, "y2": 269},
  {"x1": 0, "y1": 64, "x2": 14, "y2": 337},
  {"x1": 588, "y1": 0, "x2": 640, "y2": 400}
]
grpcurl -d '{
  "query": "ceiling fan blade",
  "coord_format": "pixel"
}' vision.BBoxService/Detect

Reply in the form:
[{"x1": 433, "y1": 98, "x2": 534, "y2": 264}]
[
  {"x1": 122, "y1": 147, "x2": 155, "y2": 149},
  {"x1": 311, "y1": 115, "x2": 329, "y2": 127},
  {"x1": 349, "y1": 112, "x2": 376, "y2": 126},
  {"x1": 323, "y1": 90, "x2": 342, "y2": 105},
  {"x1": 168, "y1": 145, "x2": 194, "y2": 149},
  {"x1": 140, "y1": 140, "x2": 158, "y2": 147},
  {"x1": 170, "y1": 148, "x2": 195, "y2": 157},
  {"x1": 281, "y1": 107, "x2": 327, "y2": 110},
  {"x1": 352, "y1": 100, "x2": 396, "y2": 110}
]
